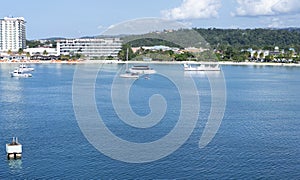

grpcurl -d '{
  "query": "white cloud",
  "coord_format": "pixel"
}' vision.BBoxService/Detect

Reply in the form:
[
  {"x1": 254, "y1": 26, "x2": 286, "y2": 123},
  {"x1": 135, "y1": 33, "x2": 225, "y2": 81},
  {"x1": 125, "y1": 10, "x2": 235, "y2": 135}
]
[
  {"x1": 233, "y1": 0, "x2": 279, "y2": 16},
  {"x1": 233, "y1": 0, "x2": 300, "y2": 17},
  {"x1": 162, "y1": 0, "x2": 222, "y2": 20},
  {"x1": 272, "y1": 0, "x2": 300, "y2": 14},
  {"x1": 267, "y1": 17, "x2": 284, "y2": 28}
]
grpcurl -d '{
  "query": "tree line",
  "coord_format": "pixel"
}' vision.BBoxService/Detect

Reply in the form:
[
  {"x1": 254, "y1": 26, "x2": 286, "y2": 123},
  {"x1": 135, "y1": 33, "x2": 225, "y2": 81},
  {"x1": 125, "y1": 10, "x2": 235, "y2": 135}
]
[
  {"x1": 121, "y1": 28, "x2": 300, "y2": 62},
  {"x1": 195, "y1": 28, "x2": 300, "y2": 51}
]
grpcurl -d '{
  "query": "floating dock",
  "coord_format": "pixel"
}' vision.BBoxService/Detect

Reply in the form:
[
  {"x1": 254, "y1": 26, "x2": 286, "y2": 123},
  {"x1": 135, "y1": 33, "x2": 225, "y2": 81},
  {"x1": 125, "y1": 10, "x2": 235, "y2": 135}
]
[{"x1": 6, "y1": 137, "x2": 22, "y2": 159}]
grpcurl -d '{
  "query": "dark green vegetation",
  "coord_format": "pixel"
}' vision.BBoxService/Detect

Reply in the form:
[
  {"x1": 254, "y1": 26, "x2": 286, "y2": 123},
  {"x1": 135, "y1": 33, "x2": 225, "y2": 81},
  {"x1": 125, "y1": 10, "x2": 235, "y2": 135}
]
[
  {"x1": 120, "y1": 28, "x2": 300, "y2": 62},
  {"x1": 26, "y1": 39, "x2": 58, "y2": 48},
  {"x1": 196, "y1": 28, "x2": 300, "y2": 51}
]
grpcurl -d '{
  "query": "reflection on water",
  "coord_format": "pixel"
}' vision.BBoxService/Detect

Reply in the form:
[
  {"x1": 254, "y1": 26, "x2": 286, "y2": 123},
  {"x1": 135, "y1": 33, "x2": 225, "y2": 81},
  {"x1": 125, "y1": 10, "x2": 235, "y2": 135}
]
[
  {"x1": 0, "y1": 64, "x2": 23, "y2": 103},
  {"x1": 0, "y1": 63, "x2": 16, "y2": 73},
  {"x1": 184, "y1": 71, "x2": 221, "y2": 78},
  {"x1": 98, "y1": 63, "x2": 120, "y2": 73},
  {"x1": 0, "y1": 64, "x2": 27, "y2": 131},
  {"x1": 8, "y1": 159, "x2": 22, "y2": 171},
  {"x1": 0, "y1": 80, "x2": 23, "y2": 103}
]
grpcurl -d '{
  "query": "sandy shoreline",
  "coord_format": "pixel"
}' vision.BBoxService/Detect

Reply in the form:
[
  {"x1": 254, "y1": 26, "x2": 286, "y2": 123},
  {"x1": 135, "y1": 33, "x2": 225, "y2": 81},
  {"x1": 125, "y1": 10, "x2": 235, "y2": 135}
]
[{"x1": 1, "y1": 60, "x2": 300, "y2": 67}]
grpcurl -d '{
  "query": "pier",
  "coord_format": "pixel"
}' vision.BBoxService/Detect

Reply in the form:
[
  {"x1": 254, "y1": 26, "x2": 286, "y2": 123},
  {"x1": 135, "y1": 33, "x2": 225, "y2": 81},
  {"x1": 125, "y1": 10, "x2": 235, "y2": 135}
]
[{"x1": 6, "y1": 137, "x2": 22, "y2": 160}]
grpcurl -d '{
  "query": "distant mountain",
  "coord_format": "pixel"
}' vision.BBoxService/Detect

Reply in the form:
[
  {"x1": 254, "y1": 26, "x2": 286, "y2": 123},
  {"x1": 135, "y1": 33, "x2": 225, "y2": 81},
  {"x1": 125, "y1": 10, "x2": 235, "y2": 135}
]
[
  {"x1": 281, "y1": 27, "x2": 300, "y2": 32},
  {"x1": 95, "y1": 34, "x2": 128, "y2": 38},
  {"x1": 30, "y1": 35, "x2": 124, "y2": 41},
  {"x1": 267, "y1": 27, "x2": 300, "y2": 32},
  {"x1": 79, "y1": 36, "x2": 96, "y2": 39},
  {"x1": 40, "y1": 37, "x2": 66, "y2": 41}
]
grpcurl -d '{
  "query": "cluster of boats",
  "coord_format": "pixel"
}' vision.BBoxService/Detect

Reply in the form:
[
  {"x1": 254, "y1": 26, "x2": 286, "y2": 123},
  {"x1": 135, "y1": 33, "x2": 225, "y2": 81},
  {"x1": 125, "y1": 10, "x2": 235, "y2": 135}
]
[
  {"x1": 9, "y1": 62, "x2": 220, "y2": 78},
  {"x1": 10, "y1": 64, "x2": 35, "y2": 77},
  {"x1": 119, "y1": 63, "x2": 220, "y2": 79}
]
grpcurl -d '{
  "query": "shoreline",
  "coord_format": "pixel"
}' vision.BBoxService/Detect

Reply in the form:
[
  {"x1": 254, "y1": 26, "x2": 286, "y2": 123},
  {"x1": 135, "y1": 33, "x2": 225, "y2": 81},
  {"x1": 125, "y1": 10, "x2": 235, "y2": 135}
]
[{"x1": 0, "y1": 60, "x2": 300, "y2": 67}]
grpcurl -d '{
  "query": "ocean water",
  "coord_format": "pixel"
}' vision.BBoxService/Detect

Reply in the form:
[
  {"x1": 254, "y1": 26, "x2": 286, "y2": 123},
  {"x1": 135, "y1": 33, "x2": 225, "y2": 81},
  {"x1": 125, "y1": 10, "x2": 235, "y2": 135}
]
[{"x1": 0, "y1": 63, "x2": 299, "y2": 179}]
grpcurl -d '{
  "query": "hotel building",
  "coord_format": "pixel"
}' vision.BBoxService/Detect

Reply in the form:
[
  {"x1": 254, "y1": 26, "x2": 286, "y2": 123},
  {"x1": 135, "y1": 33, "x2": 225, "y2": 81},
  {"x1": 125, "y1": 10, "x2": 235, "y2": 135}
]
[
  {"x1": 57, "y1": 38, "x2": 122, "y2": 59},
  {"x1": 0, "y1": 17, "x2": 26, "y2": 52}
]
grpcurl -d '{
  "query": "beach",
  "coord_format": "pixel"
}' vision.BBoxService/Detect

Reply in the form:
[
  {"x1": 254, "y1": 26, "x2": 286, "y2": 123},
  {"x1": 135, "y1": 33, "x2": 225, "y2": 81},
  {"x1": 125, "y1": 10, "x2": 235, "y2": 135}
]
[{"x1": 1, "y1": 59, "x2": 300, "y2": 67}]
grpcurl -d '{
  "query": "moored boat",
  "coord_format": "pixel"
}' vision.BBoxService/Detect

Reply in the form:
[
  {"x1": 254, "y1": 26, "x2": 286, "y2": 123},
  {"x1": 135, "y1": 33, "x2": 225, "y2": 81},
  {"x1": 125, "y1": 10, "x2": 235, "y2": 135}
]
[
  {"x1": 6, "y1": 137, "x2": 22, "y2": 159},
  {"x1": 129, "y1": 65, "x2": 156, "y2": 74},
  {"x1": 120, "y1": 48, "x2": 141, "y2": 79},
  {"x1": 10, "y1": 69, "x2": 32, "y2": 77},
  {"x1": 17, "y1": 64, "x2": 34, "y2": 72}
]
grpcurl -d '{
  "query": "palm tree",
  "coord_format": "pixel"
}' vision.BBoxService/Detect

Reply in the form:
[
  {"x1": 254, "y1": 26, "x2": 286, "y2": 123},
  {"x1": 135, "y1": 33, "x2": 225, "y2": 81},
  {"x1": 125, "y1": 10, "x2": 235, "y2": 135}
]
[
  {"x1": 253, "y1": 51, "x2": 258, "y2": 60},
  {"x1": 26, "y1": 52, "x2": 31, "y2": 60},
  {"x1": 118, "y1": 44, "x2": 134, "y2": 61},
  {"x1": 7, "y1": 49, "x2": 12, "y2": 56},
  {"x1": 288, "y1": 50, "x2": 294, "y2": 59},
  {"x1": 43, "y1": 50, "x2": 48, "y2": 56},
  {"x1": 18, "y1": 48, "x2": 24, "y2": 56},
  {"x1": 259, "y1": 52, "x2": 264, "y2": 59},
  {"x1": 270, "y1": 55, "x2": 274, "y2": 61}
]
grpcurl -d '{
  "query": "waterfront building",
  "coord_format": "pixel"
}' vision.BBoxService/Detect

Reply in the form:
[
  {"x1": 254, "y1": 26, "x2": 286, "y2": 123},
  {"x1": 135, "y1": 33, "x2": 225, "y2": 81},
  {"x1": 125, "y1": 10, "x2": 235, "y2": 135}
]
[
  {"x1": 250, "y1": 50, "x2": 270, "y2": 59},
  {"x1": 0, "y1": 17, "x2": 26, "y2": 52},
  {"x1": 56, "y1": 38, "x2": 122, "y2": 59},
  {"x1": 24, "y1": 47, "x2": 58, "y2": 56}
]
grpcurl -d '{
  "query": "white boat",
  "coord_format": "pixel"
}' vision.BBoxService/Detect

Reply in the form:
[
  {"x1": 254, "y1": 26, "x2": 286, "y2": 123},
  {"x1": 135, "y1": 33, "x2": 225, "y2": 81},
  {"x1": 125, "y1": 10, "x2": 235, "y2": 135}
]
[
  {"x1": 120, "y1": 48, "x2": 140, "y2": 78},
  {"x1": 10, "y1": 69, "x2": 32, "y2": 77},
  {"x1": 119, "y1": 72, "x2": 139, "y2": 78},
  {"x1": 144, "y1": 75, "x2": 150, "y2": 80},
  {"x1": 6, "y1": 137, "x2": 22, "y2": 160},
  {"x1": 184, "y1": 63, "x2": 221, "y2": 71},
  {"x1": 129, "y1": 65, "x2": 156, "y2": 74},
  {"x1": 17, "y1": 64, "x2": 34, "y2": 72}
]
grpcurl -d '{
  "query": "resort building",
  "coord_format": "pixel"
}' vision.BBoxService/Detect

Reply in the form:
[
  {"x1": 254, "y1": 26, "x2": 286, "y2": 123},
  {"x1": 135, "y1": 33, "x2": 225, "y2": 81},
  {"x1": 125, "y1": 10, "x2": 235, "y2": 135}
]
[
  {"x1": 0, "y1": 17, "x2": 26, "y2": 52},
  {"x1": 24, "y1": 47, "x2": 58, "y2": 56},
  {"x1": 56, "y1": 38, "x2": 122, "y2": 59}
]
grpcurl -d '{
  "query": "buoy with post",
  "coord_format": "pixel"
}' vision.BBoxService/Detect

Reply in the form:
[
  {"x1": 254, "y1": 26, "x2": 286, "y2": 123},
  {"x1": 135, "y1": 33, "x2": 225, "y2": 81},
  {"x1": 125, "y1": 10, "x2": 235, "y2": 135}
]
[{"x1": 6, "y1": 137, "x2": 22, "y2": 160}]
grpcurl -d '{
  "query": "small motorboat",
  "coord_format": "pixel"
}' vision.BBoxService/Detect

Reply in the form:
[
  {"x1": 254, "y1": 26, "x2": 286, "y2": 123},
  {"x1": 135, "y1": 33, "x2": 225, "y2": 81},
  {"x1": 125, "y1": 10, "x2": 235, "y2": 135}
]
[
  {"x1": 10, "y1": 69, "x2": 32, "y2": 77},
  {"x1": 17, "y1": 64, "x2": 34, "y2": 72}
]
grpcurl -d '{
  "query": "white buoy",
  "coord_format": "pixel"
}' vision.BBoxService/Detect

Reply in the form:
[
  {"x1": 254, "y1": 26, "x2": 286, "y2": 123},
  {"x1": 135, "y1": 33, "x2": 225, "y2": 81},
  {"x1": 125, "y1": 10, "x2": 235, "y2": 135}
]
[{"x1": 6, "y1": 137, "x2": 22, "y2": 159}]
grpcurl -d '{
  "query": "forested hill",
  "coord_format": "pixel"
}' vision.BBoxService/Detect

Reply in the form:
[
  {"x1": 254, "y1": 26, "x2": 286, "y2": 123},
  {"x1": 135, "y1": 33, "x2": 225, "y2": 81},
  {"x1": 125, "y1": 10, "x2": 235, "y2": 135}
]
[
  {"x1": 195, "y1": 28, "x2": 300, "y2": 50},
  {"x1": 125, "y1": 28, "x2": 300, "y2": 51}
]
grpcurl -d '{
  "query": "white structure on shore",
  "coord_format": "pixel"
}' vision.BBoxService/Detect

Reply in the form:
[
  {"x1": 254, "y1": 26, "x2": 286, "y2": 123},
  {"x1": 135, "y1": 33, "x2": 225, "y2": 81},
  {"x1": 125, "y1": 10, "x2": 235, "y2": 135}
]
[
  {"x1": 57, "y1": 38, "x2": 122, "y2": 59},
  {"x1": 24, "y1": 47, "x2": 58, "y2": 56},
  {"x1": 0, "y1": 17, "x2": 26, "y2": 52}
]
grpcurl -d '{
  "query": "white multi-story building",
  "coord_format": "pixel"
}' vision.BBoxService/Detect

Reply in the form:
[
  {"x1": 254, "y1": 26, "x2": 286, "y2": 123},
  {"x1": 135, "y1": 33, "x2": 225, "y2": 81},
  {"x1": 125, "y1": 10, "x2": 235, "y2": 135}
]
[
  {"x1": 0, "y1": 17, "x2": 26, "y2": 52},
  {"x1": 57, "y1": 38, "x2": 122, "y2": 59},
  {"x1": 24, "y1": 47, "x2": 58, "y2": 56}
]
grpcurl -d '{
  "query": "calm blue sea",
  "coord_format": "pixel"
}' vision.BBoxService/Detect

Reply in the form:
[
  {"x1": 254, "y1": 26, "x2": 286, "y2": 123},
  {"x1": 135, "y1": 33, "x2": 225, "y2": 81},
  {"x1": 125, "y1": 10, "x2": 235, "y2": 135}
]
[{"x1": 0, "y1": 63, "x2": 299, "y2": 179}]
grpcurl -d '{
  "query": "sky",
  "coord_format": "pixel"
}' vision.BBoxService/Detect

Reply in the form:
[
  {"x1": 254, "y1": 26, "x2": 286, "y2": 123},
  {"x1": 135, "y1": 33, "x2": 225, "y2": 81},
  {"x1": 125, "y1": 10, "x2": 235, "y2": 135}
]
[{"x1": 1, "y1": 0, "x2": 300, "y2": 39}]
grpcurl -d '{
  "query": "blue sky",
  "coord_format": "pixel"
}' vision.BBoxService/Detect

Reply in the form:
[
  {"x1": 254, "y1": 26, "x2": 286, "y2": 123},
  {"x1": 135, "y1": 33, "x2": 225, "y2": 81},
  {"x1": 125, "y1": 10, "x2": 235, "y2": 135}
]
[{"x1": 1, "y1": 0, "x2": 300, "y2": 39}]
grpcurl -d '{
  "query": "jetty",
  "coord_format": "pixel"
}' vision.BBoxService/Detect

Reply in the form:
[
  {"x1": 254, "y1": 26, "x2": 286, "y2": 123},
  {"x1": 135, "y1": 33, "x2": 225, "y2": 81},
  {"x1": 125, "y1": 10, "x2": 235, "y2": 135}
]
[{"x1": 6, "y1": 137, "x2": 22, "y2": 159}]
